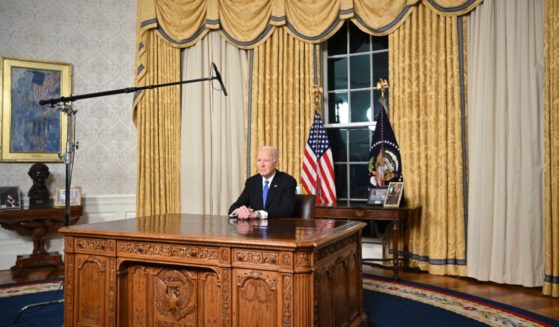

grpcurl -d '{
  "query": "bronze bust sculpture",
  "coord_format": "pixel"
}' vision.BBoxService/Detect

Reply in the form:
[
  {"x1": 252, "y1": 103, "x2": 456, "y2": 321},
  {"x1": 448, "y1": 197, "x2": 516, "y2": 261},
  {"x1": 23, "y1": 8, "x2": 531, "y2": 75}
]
[{"x1": 28, "y1": 163, "x2": 52, "y2": 208}]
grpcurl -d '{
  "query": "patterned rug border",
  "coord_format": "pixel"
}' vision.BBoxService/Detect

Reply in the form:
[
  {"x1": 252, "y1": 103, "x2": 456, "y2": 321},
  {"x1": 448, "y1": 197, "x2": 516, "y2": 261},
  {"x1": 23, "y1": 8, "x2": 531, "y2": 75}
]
[
  {"x1": 0, "y1": 278, "x2": 63, "y2": 298},
  {"x1": 363, "y1": 274, "x2": 558, "y2": 327}
]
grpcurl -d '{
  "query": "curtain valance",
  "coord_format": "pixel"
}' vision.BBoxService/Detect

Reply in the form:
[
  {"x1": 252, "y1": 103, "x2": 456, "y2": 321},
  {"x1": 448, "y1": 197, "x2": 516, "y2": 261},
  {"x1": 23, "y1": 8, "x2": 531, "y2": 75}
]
[{"x1": 136, "y1": 0, "x2": 482, "y2": 49}]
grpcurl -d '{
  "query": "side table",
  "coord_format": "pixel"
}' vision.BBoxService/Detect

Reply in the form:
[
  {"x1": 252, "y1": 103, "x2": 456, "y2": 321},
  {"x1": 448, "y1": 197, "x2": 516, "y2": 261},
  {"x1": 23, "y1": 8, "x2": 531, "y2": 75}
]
[
  {"x1": 315, "y1": 205, "x2": 421, "y2": 280},
  {"x1": 0, "y1": 206, "x2": 82, "y2": 281}
]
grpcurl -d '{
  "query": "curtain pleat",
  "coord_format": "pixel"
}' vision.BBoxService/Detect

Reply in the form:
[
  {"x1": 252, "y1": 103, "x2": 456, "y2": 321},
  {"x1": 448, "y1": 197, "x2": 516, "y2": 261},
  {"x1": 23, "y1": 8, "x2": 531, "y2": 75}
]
[
  {"x1": 389, "y1": 4, "x2": 467, "y2": 276},
  {"x1": 248, "y1": 28, "x2": 317, "y2": 181},
  {"x1": 134, "y1": 31, "x2": 181, "y2": 217},
  {"x1": 543, "y1": 0, "x2": 559, "y2": 298}
]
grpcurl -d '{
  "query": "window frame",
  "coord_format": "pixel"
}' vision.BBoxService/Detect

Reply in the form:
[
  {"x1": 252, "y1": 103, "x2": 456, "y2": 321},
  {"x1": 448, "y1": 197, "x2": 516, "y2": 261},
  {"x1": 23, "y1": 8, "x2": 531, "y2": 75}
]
[{"x1": 321, "y1": 22, "x2": 389, "y2": 206}]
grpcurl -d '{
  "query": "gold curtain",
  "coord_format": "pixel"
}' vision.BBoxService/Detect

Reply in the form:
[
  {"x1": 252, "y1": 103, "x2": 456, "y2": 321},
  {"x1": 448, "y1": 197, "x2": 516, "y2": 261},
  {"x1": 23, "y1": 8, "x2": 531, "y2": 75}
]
[
  {"x1": 543, "y1": 0, "x2": 559, "y2": 298},
  {"x1": 248, "y1": 28, "x2": 318, "y2": 180},
  {"x1": 389, "y1": 4, "x2": 467, "y2": 276},
  {"x1": 134, "y1": 31, "x2": 181, "y2": 217}
]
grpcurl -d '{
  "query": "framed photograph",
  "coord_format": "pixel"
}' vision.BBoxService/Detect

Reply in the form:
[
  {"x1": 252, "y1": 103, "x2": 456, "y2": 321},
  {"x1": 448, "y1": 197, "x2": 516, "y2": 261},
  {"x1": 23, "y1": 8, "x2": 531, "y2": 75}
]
[
  {"x1": 0, "y1": 186, "x2": 21, "y2": 210},
  {"x1": 1, "y1": 57, "x2": 72, "y2": 162},
  {"x1": 367, "y1": 187, "x2": 388, "y2": 206},
  {"x1": 54, "y1": 186, "x2": 82, "y2": 207},
  {"x1": 384, "y1": 182, "x2": 404, "y2": 208}
]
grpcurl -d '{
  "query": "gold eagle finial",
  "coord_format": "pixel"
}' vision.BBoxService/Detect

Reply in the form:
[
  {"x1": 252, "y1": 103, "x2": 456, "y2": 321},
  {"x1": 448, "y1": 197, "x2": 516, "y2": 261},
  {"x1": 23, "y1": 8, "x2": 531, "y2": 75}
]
[{"x1": 376, "y1": 79, "x2": 389, "y2": 99}]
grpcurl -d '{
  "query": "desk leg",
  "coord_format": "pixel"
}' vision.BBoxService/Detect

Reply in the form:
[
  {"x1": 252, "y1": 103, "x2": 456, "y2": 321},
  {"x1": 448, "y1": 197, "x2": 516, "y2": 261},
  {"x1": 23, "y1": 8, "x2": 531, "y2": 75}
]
[{"x1": 392, "y1": 220, "x2": 399, "y2": 280}]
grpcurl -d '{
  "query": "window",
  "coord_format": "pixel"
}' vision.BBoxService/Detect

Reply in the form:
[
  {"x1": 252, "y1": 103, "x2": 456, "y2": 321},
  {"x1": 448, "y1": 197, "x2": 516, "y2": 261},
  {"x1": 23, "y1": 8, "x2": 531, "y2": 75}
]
[{"x1": 324, "y1": 22, "x2": 389, "y2": 206}]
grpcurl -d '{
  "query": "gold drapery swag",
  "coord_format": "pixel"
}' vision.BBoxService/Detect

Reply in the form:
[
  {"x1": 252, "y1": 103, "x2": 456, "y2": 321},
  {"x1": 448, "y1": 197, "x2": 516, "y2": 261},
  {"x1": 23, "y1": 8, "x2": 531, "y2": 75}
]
[{"x1": 135, "y1": 0, "x2": 482, "y2": 49}]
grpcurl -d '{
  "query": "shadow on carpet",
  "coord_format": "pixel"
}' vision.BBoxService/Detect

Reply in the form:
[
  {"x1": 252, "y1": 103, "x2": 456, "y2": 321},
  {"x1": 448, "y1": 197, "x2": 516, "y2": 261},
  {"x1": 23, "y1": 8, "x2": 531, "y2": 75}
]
[{"x1": 1, "y1": 276, "x2": 558, "y2": 326}]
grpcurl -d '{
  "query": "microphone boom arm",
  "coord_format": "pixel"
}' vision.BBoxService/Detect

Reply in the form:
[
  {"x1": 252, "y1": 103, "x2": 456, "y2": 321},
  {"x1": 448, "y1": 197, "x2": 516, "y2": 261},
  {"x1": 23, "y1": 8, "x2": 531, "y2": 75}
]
[{"x1": 40, "y1": 75, "x2": 221, "y2": 106}]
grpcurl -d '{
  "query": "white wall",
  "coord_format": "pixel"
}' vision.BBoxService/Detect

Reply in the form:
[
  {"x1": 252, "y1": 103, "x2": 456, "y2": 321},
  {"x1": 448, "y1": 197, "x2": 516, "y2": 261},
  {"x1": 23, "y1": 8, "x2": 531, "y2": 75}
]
[{"x1": 0, "y1": 0, "x2": 138, "y2": 269}]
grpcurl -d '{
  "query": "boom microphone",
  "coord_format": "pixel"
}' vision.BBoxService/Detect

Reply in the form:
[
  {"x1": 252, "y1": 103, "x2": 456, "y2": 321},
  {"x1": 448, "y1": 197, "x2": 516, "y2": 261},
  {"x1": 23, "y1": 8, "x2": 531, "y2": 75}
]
[{"x1": 212, "y1": 62, "x2": 228, "y2": 96}]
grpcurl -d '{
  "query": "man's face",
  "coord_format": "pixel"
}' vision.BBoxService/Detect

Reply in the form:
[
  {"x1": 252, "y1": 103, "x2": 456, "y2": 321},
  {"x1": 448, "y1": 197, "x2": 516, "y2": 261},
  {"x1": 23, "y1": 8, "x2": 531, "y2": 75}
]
[{"x1": 257, "y1": 148, "x2": 278, "y2": 179}]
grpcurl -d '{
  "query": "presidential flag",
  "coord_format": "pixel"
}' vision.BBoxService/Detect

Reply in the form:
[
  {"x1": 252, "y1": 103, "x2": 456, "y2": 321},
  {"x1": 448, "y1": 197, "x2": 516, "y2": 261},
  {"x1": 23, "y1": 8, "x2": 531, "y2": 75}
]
[
  {"x1": 300, "y1": 111, "x2": 337, "y2": 206},
  {"x1": 369, "y1": 98, "x2": 403, "y2": 188}
]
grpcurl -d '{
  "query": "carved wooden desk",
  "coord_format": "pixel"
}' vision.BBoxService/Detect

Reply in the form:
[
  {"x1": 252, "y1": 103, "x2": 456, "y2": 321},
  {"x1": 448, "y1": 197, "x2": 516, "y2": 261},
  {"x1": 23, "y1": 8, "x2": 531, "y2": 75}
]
[
  {"x1": 0, "y1": 206, "x2": 82, "y2": 281},
  {"x1": 59, "y1": 214, "x2": 367, "y2": 327},
  {"x1": 314, "y1": 206, "x2": 421, "y2": 280}
]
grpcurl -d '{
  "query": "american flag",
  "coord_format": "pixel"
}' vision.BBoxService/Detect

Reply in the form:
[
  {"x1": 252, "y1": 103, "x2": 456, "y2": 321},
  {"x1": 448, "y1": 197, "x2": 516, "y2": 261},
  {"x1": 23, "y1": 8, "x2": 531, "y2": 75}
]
[
  {"x1": 300, "y1": 111, "x2": 337, "y2": 205},
  {"x1": 32, "y1": 71, "x2": 59, "y2": 102}
]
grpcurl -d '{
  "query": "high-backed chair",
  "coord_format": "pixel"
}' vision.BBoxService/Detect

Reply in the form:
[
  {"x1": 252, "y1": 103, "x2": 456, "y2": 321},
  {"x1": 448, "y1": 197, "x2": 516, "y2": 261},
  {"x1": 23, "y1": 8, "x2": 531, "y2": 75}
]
[{"x1": 293, "y1": 194, "x2": 316, "y2": 219}]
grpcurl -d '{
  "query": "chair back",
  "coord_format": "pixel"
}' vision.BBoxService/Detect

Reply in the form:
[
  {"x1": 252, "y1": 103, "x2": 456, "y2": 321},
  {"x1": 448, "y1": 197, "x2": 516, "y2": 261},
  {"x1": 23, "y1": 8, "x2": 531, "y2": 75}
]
[{"x1": 293, "y1": 194, "x2": 316, "y2": 219}]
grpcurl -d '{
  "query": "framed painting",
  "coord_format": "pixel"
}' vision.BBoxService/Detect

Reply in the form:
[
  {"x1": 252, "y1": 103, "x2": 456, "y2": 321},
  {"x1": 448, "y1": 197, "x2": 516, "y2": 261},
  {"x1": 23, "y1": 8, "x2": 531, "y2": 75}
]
[{"x1": 1, "y1": 57, "x2": 72, "y2": 162}]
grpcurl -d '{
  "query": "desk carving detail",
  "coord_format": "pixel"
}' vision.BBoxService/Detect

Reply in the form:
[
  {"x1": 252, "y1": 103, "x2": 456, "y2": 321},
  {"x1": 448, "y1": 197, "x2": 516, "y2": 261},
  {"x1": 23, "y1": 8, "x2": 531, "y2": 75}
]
[
  {"x1": 234, "y1": 250, "x2": 278, "y2": 265},
  {"x1": 283, "y1": 275, "x2": 293, "y2": 327},
  {"x1": 117, "y1": 241, "x2": 220, "y2": 262},
  {"x1": 76, "y1": 238, "x2": 115, "y2": 253},
  {"x1": 155, "y1": 269, "x2": 197, "y2": 320}
]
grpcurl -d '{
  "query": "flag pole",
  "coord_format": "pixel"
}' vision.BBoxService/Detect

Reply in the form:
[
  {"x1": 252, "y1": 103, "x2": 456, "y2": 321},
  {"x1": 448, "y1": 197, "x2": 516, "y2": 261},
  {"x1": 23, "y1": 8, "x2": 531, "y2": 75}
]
[
  {"x1": 376, "y1": 79, "x2": 389, "y2": 187},
  {"x1": 312, "y1": 84, "x2": 323, "y2": 204}
]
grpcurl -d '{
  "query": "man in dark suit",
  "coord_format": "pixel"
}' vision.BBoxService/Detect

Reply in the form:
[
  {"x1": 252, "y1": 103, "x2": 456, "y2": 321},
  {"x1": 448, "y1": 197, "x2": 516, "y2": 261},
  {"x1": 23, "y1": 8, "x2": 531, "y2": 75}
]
[{"x1": 229, "y1": 146, "x2": 296, "y2": 219}]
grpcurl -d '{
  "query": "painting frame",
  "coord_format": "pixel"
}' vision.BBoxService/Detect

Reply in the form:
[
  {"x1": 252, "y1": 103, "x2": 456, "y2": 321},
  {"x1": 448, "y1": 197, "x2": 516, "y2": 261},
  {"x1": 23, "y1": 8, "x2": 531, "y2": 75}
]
[
  {"x1": 54, "y1": 186, "x2": 82, "y2": 207},
  {"x1": 1, "y1": 57, "x2": 72, "y2": 162},
  {"x1": 0, "y1": 186, "x2": 21, "y2": 210},
  {"x1": 383, "y1": 182, "x2": 404, "y2": 208}
]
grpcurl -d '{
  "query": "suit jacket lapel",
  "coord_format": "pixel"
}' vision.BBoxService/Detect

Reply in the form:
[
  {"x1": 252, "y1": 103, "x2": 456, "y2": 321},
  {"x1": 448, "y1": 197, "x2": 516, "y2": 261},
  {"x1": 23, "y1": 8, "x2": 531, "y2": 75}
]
[{"x1": 265, "y1": 172, "x2": 280, "y2": 209}]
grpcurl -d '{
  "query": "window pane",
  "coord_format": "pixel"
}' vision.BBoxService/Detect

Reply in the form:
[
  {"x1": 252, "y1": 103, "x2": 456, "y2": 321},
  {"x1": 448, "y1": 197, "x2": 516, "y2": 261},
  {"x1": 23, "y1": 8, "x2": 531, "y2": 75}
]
[
  {"x1": 350, "y1": 54, "x2": 371, "y2": 89},
  {"x1": 349, "y1": 128, "x2": 370, "y2": 162},
  {"x1": 350, "y1": 90, "x2": 372, "y2": 123},
  {"x1": 328, "y1": 25, "x2": 347, "y2": 56},
  {"x1": 334, "y1": 164, "x2": 348, "y2": 198},
  {"x1": 372, "y1": 36, "x2": 388, "y2": 51},
  {"x1": 327, "y1": 92, "x2": 349, "y2": 124},
  {"x1": 328, "y1": 57, "x2": 348, "y2": 90},
  {"x1": 349, "y1": 164, "x2": 369, "y2": 199},
  {"x1": 349, "y1": 23, "x2": 370, "y2": 53},
  {"x1": 327, "y1": 128, "x2": 348, "y2": 162},
  {"x1": 372, "y1": 51, "x2": 388, "y2": 84}
]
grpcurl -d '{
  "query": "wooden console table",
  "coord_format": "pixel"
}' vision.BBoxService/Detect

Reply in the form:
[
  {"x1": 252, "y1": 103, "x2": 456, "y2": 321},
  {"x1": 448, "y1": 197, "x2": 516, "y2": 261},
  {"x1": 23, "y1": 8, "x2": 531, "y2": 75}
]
[
  {"x1": 60, "y1": 214, "x2": 367, "y2": 327},
  {"x1": 315, "y1": 205, "x2": 421, "y2": 280},
  {"x1": 0, "y1": 206, "x2": 83, "y2": 281}
]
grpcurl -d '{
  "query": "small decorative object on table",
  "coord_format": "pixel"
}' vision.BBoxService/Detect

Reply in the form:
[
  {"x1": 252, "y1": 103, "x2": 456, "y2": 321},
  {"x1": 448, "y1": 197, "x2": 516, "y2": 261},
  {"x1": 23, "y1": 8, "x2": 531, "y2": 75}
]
[
  {"x1": 368, "y1": 187, "x2": 388, "y2": 206},
  {"x1": 54, "y1": 186, "x2": 82, "y2": 207},
  {"x1": 0, "y1": 186, "x2": 21, "y2": 210},
  {"x1": 28, "y1": 163, "x2": 52, "y2": 208},
  {"x1": 384, "y1": 182, "x2": 404, "y2": 208}
]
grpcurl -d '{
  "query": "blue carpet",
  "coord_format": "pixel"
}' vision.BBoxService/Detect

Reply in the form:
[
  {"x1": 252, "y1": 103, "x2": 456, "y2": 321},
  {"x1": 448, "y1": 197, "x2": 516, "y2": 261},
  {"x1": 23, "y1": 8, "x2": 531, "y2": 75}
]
[
  {"x1": 364, "y1": 288, "x2": 487, "y2": 326},
  {"x1": 0, "y1": 290, "x2": 63, "y2": 326},
  {"x1": 1, "y1": 278, "x2": 558, "y2": 326}
]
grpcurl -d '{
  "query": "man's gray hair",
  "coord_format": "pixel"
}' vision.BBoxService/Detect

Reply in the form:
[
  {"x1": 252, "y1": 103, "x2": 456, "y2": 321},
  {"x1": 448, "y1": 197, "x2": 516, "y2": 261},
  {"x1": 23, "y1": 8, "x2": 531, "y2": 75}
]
[{"x1": 259, "y1": 145, "x2": 279, "y2": 161}]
